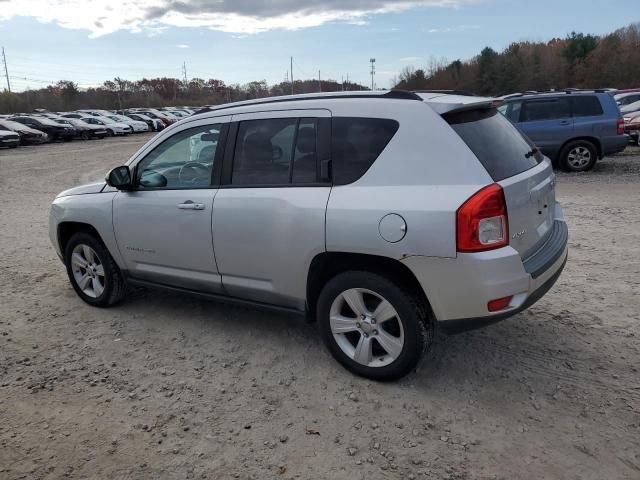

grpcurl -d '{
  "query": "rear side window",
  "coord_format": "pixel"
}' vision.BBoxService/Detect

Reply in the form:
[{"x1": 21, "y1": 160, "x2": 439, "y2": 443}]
[
  {"x1": 231, "y1": 117, "x2": 320, "y2": 186},
  {"x1": 571, "y1": 96, "x2": 604, "y2": 117},
  {"x1": 521, "y1": 98, "x2": 571, "y2": 122},
  {"x1": 332, "y1": 117, "x2": 399, "y2": 185},
  {"x1": 445, "y1": 108, "x2": 539, "y2": 182}
]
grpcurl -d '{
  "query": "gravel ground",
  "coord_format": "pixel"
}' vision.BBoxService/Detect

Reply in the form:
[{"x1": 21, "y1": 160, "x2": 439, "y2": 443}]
[{"x1": 0, "y1": 136, "x2": 639, "y2": 480}]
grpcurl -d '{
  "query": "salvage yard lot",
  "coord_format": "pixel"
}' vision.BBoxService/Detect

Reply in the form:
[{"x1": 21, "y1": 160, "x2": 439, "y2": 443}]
[{"x1": 1, "y1": 136, "x2": 639, "y2": 479}]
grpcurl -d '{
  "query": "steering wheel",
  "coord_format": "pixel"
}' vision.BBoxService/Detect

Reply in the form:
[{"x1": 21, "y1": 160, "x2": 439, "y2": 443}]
[{"x1": 178, "y1": 162, "x2": 210, "y2": 185}]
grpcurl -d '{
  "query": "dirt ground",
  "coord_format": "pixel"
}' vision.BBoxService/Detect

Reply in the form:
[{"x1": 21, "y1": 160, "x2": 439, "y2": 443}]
[{"x1": 1, "y1": 135, "x2": 639, "y2": 480}]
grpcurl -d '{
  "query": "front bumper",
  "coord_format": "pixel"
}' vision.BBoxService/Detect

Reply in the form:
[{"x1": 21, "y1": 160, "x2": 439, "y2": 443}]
[
  {"x1": 402, "y1": 207, "x2": 568, "y2": 333},
  {"x1": 1, "y1": 137, "x2": 19, "y2": 147}
]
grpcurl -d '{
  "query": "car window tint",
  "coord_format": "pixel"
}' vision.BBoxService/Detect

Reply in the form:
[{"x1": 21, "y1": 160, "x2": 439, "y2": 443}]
[
  {"x1": 571, "y1": 96, "x2": 604, "y2": 117},
  {"x1": 445, "y1": 108, "x2": 539, "y2": 182},
  {"x1": 232, "y1": 118, "x2": 298, "y2": 185},
  {"x1": 331, "y1": 117, "x2": 399, "y2": 185},
  {"x1": 521, "y1": 99, "x2": 571, "y2": 122},
  {"x1": 292, "y1": 118, "x2": 318, "y2": 184},
  {"x1": 136, "y1": 124, "x2": 221, "y2": 189}
]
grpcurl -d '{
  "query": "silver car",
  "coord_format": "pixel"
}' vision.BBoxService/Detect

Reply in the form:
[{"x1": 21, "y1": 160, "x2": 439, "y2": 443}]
[{"x1": 49, "y1": 91, "x2": 568, "y2": 380}]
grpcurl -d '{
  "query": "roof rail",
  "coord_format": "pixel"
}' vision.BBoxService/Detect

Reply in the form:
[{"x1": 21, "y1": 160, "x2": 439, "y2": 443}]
[
  {"x1": 195, "y1": 89, "x2": 422, "y2": 115},
  {"x1": 502, "y1": 88, "x2": 614, "y2": 99}
]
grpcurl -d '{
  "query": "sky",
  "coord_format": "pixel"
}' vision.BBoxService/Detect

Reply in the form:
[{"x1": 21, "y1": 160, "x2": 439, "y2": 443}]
[{"x1": 0, "y1": 0, "x2": 636, "y2": 92}]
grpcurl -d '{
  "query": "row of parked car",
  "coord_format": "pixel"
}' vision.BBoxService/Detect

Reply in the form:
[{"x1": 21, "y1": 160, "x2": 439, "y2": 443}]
[
  {"x1": 0, "y1": 106, "x2": 197, "y2": 149},
  {"x1": 497, "y1": 88, "x2": 637, "y2": 172}
]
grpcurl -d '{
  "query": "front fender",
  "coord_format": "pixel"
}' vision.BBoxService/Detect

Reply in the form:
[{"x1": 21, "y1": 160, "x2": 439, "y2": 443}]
[{"x1": 49, "y1": 192, "x2": 124, "y2": 268}]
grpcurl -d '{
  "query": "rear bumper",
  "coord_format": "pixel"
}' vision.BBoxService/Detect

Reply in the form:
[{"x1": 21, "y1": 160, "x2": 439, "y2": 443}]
[
  {"x1": 439, "y1": 254, "x2": 566, "y2": 334},
  {"x1": 602, "y1": 135, "x2": 629, "y2": 156},
  {"x1": 402, "y1": 207, "x2": 568, "y2": 333}
]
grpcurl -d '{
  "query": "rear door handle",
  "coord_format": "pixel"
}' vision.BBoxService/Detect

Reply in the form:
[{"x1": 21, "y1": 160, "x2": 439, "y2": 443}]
[
  {"x1": 177, "y1": 201, "x2": 205, "y2": 210},
  {"x1": 560, "y1": 120, "x2": 571, "y2": 125}
]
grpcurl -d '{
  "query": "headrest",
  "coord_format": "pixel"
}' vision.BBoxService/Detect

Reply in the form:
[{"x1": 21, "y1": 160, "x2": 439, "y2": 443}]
[{"x1": 296, "y1": 127, "x2": 316, "y2": 154}]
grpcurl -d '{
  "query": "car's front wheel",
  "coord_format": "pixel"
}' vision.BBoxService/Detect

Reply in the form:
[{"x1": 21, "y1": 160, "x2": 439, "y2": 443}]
[
  {"x1": 64, "y1": 232, "x2": 126, "y2": 307},
  {"x1": 317, "y1": 271, "x2": 432, "y2": 381}
]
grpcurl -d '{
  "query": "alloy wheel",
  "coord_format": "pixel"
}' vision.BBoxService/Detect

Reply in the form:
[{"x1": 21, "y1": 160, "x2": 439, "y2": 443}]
[
  {"x1": 567, "y1": 146, "x2": 592, "y2": 169},
  {"x1": 329, "y1": 288, "x2": 405, "y2": 368},
  {"x1": 70, "y1": 244, "x2": 105, "y2": 298}
]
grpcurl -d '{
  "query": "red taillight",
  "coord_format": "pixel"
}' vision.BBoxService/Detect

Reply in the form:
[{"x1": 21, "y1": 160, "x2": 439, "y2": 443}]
[
  {"x1": 617, "y1": 118, "x2": 624, "y2": 135},
  {"x1": 456, "y1": 184, "x2": 508, "y2": 252},
  {"x1": 488, "y1": 296, "x2": 513, "y2": 312}
]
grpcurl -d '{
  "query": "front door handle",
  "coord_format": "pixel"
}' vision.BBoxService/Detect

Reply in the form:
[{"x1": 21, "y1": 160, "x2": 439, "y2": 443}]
[{"x1": 177, "y1": 201, "x2": 205, "y2": 210}]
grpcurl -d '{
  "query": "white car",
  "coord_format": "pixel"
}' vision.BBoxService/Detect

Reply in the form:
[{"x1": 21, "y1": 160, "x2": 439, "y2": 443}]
[
  {"x1": 106, "y1": 114, "x2": 149, "y2": 133},
  {"x1": 620, "y1": 100, "x2": 640, "y2": 115},
  {"x1": 614, "y1": 92, "x2": 640, "y2": 107},
  {"x1": 79, "y1": 116, "x2": 131, "y2": 136},
  {"x1": 0, "y1": 129, "x2": 20, "y2": 148}
]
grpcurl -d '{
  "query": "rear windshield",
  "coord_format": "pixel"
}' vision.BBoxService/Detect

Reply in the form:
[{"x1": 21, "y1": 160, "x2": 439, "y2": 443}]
[{"x1": 444, "y1": 108, "x2": 540, "y2": 181}]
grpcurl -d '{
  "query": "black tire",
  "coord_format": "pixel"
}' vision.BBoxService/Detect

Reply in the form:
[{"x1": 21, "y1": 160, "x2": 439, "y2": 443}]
[
  {"x1": 558, "y1": 140, "x2": 598, "y2": 172},
  {"x1": 64, "y1": 232, "x2": 127, "y2": 307},
  {"x1": 106, "y1": 129, "x2": 115, "y2": 137},
  {"x1": 317, "y1": 271, "x2": 432, "y2": 381},
  {"x1": 80, "y1": 131, "x2": 90, "y2": 140}
]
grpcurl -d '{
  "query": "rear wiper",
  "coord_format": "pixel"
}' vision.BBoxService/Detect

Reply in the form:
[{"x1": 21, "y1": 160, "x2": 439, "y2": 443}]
[{"x1": 525, "y1": 147, "x2": 539, "y2": 159}]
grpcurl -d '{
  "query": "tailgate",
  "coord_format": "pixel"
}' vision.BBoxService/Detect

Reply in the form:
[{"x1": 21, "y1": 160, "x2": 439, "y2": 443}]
[
  {"x1": 499, "y1": 159, "x2": 557, "y2": 258},
  {"x1": 443, "y1": 105, "x2": 556, "y2": 259}
]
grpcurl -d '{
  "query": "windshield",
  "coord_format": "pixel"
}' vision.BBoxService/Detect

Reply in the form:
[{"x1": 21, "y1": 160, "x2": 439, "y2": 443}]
[
  {"x1": 35, "y1": 117, "x2": 67, "y2": 126},
  {"x1": 444, "y1": 107, "x2": 540, "y2": 181},
  {"x1": 67, "y1": 119, "x2": 89, "y2": 126},
  {"x1": 0, "y1": 120, "x2": 29, "y2": 130}
]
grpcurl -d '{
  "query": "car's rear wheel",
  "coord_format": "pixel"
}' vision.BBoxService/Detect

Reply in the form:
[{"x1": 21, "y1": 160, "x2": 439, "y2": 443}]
[
  {"x1": 80, "y1": 131, "x2": 90, "y2": 140},
  {"x1": 559, "y1": 140, "x2": 597, "y2": 172},
  {"x1": 317, "y1": 271, "x2": 432, "y2": 381},
  {"x1": 106, "y1": 129, "x2": 114, "y2": 137},
  {"x1": 64, "y1": 232, "x2": 126, "y2": 307}
]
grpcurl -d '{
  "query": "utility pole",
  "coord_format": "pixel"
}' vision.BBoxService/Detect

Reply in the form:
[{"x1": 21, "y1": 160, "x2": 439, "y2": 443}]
[
  {"x1": 370, "y1": 58, "x2": 376, "y2": 91},
  {"x1": 346, "y1": 73, "x2": 349, "y2": 91},
  {"x1": 2, "y1": 47, "x2": 10, "y2": 93},
  {"x1": 341, "y1": 75, "x2": 344, "y2": 91},
  {"x1": 290, "y1": 56, "x2": 294, "y2": 95},
  {"x1": 318, "y1": 70, "x2": 321, "y2": 92}
]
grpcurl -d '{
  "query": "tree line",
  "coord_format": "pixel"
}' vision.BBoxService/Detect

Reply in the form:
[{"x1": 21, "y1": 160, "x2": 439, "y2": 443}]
[
  {"x1": 394, "y1": 23, "x2": 640, "y2": 96},
  {"x1": 0, "y1": 76, "x2": 366, "y2": 114},
  {"x1": 2, "y1": 22, "x2": 639, "y2": 114}
]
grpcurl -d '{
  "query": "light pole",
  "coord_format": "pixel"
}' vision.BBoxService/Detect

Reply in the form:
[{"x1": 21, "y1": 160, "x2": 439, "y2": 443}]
[{"x1": 370, "y1": 58, "x2": 376, "y2": 91}]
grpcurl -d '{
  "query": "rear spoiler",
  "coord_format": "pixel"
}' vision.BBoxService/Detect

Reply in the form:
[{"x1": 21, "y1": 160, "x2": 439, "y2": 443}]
[{"x1": 433, "y1": 99, "x2": 504, "y2": 115}]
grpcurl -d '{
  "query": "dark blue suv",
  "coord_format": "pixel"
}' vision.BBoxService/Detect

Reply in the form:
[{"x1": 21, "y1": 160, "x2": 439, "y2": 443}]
[{"x1": 500, "y1": 91, "x2": 628, "y2": 172}]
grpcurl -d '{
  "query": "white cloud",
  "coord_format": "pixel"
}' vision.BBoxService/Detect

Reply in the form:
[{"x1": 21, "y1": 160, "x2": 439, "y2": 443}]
[
  {"x1": 176, "y1": 44, "x2": 190, "y2": 48},
  {"x1": 0, "y1": 0, "x2": 484, "y2": 37},
  {"x1": 427, "y1": 24, "x2": 480, "y2": 33}
]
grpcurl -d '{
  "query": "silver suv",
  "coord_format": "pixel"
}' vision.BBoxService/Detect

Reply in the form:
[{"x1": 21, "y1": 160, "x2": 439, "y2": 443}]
[{"x1": 49, "y1": 91, "x2": 568, "y2": 380}]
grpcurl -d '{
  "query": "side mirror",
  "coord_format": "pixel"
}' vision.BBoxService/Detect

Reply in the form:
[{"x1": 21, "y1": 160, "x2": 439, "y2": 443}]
[{"x1": 105, "y1": 166, "x2": 133, "y2": 190}]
